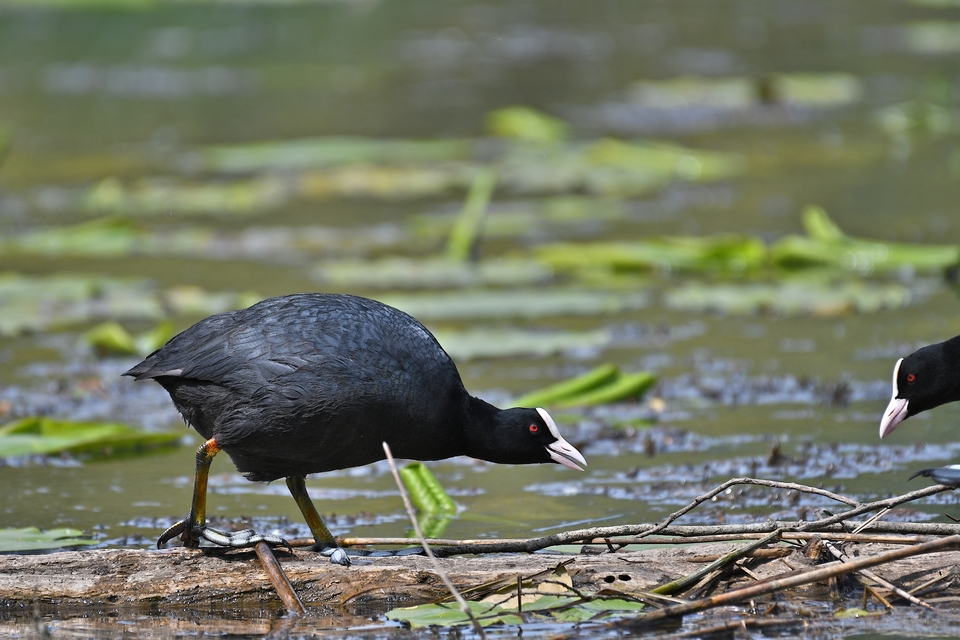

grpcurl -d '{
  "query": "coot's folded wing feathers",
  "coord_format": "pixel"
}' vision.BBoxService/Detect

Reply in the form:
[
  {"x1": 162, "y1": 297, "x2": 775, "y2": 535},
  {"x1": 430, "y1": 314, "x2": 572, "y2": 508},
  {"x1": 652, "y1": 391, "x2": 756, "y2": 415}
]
[{"x1": 123, "y1": 314, "x2": 258, "y2": 383}]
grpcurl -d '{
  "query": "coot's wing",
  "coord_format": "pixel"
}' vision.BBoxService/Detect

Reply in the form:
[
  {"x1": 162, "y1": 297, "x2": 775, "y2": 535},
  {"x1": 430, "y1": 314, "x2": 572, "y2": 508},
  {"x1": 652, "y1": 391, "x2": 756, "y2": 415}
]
[{"x1": 123, "y1": 297, "x2": 318, "y2": 385}]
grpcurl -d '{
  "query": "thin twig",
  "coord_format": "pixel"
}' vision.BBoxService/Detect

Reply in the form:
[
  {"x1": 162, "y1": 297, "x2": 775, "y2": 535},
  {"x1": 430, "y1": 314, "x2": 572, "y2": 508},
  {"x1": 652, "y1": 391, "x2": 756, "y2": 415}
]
[
  {"x1": 627, "y1": 535, "x2": 960, "y2": 625},
  {"x1": 822, "y1": 540, "x2": 934, "y2": 610},
  {"x1": 852, "y1": 507, "x2": 891, "y2": 534},
  {"x1": 796, "y1": 485, "x2": 955, "y2": 531},
  {"x1": 652, "y1": 530, "x2": 783, "y2": 595},
  {"x1": 382, "y1": 442, "x2": 484, "y2": 639},
  {"x1": 253, "y1": 542, "x2": 306, "y2": 616},
  {"x1": 332, "y1": 530, "x2": 933, "y2": 550},
  {"x1": 634, "y1": 477, "x2": 862, "y2": 541}
]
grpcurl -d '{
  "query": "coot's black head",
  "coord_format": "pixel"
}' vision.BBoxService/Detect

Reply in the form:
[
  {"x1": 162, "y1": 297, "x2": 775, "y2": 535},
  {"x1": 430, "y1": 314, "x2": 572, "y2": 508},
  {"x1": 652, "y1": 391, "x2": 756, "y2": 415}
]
[
  {"x1": 880, "y1": 336, "x2": 960, "y2": 438},
  {"x1": 469, "y1": 406, "x2": 586, "y2": 470}
]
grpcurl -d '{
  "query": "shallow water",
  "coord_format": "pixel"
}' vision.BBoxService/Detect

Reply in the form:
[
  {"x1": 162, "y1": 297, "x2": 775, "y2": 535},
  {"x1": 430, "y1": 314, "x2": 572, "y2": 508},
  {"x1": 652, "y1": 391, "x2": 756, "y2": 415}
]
[{"x1": 2, "y1": 0, "x2": 960, "y2": 636}]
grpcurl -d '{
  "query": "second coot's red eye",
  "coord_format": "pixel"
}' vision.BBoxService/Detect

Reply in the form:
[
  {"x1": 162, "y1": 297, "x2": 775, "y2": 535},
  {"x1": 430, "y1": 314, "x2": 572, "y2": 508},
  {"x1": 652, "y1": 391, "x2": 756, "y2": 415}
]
[
  {"x1": 907, "y1": 373, "x2": 916, "y2": 383},
  {"x1": 529, "y1": 424, "x2": 539, "y2": 433}
]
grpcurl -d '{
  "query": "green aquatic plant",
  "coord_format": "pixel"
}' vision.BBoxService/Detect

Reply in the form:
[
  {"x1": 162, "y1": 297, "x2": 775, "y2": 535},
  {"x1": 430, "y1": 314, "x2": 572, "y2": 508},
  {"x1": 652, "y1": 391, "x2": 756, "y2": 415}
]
[
  {"x1": 387, "y1": 563, "x2": 644, "y2": 628},
  {"x1": 536, "y1": 234, "x2": 767, "y2": 275},
  {"x1": 771, "y1": 206, "x2": 960, "y2": 274},
  {"x1": 446, "y1": 169, "x2": 497, "y2": 262},
  {"x1": 84, "y1": 320, "x2": 175, "y2": 357},
  {"x1": 485, "y1": 106, "x2": 569, "y2": 143},
  {"x1": 0, "y1": 417, "x2": 182, "y2": 459},
  {"x1": 514, "y1": 364, "x2": 656, "y2": 408},
  {"x1": 0, "y1": 527, "x2": 98, "y2": 553}
]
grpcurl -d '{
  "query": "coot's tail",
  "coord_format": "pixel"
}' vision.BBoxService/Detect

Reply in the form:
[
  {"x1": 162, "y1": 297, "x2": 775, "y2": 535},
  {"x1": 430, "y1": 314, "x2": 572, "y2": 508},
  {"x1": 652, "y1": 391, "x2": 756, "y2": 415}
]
[{"x1": 909, "y1": 465, "x2": 960, "y2": 487}]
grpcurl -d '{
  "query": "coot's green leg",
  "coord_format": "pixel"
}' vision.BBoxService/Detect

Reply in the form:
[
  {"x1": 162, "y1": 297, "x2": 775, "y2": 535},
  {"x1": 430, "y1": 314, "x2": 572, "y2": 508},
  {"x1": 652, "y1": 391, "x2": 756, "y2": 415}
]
[
  {"x1": 285, "y1": 475, "x2": 336, "y2": 546},
  {"x1": 158, "y1": 438, "x2": 287, "y2": 550}
]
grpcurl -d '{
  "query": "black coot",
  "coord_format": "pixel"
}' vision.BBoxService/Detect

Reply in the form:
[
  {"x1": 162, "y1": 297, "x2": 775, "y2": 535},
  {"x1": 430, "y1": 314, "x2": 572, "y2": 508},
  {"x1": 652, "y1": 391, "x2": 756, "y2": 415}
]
[
  {"x1": 124, "y1": 293, "x2": 586, "y2": 558},
  {"x1": 880, "y1": 335, "x2": 960, "y2": 486}
]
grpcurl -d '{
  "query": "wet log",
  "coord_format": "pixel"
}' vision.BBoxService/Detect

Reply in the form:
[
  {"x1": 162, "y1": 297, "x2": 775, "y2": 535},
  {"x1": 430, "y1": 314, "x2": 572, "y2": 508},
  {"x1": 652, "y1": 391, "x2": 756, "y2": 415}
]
[{"x1": 0, "y1": 542, "x2": 958, "y2": 612}]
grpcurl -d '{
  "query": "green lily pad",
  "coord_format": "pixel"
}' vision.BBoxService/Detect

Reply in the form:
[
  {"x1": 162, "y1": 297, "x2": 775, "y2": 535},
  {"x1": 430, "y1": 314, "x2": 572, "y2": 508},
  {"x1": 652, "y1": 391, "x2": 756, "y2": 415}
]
[
  {"x1": 0, "y1": 527, "x2": 98, "y2": 553},
  {"x1": 0, "y1": 417, "x2": 183, "y2": 459},
  {"x1": 388, "y1": 601, "x2": 523, "y2": 629}
]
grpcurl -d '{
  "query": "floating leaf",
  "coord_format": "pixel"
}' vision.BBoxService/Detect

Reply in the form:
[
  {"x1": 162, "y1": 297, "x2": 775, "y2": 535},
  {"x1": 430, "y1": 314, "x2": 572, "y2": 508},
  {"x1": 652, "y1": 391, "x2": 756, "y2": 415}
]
[
  {"x1": 196, "y1": 136, "x2": 473, "y2": 173},
  {"x1": 536, "y1": 234, "x2": 766, "y2": 274},
  {"x1": 84, "y1": 320, "x2": 175, "y2": 357},
  {"x1": 299, "y1": 164, "x2": 470, "y2": 201},
  {"x1": 767, "y1": 73, "x2": 863, "y2": 107},
  {"x1": 82, "y1": 176, "x2": 287, "y2": 216},
  {"x1": 387, "y1": 601, "x2": 523, "y2": 629},
  {"x1": 136, "y1": 320, "x2": 176, "y2": 355},
  {"x1": 433, "y1": 328, "x2": 610, "y2": 361},
  {"x1": 514, "y1": 364, "x2": 620, "y2": 407},
  {"x1": 771, "y1": 206, "x2": 960, "y2": 274},
  {"x1": 486, "y1": 106, "x2": 569, "y2": 143},
  {"x1": 664, "y1": 279, "x2": 914, "y2": 317},
  {"x1": 377, "y1": 289, "x2": 649, "y2": 322},
  {"x1": 875, "y1": 101, "x2": 953, "y2": 137},
  {"x1": 629, "y1": 74, "x2": 861, "y2": 109},
  {"x1": 0, "y1": 527, "x2": 98, "y2": 553},
  {"x1": 0, "y1": 273, "x2": 256, "y2": 337},
  {"x1": 388, "y1": 563, "x2": 644, "y2": 628},
  {"x1": 400, "y1": 463, "x2": 457, "y2": 515},
  {"x1": 555, "y1": 371, "x2": 656, "y2": 408},
  {"x1": 84, "y1": 321, "x2": 139, "y2": 356},
  {"x1": 834, "y1": 607, "x2": 884, "y2": 619},
  {"x1": 630, "y1": 76, "x2": 757, "y2": 109},
  {"x1": 903, "y1": 21, "x2": 960, "y2": 55},
  {"x1": 0, "y1": 417, "x2": 182, "y2": 459},
  {"x1": 313, "y1": 257, "x2": 553, "y2": 290}
]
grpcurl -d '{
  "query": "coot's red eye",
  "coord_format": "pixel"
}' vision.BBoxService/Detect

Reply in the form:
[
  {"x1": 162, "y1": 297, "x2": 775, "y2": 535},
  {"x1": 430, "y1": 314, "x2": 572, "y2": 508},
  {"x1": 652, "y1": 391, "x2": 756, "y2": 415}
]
[
  {"x1": 907, "y1": 373, "x2": 916, "y2": 383},
  {"x1": 529, "y1": 424, "x2": 539, "y2": 433}
]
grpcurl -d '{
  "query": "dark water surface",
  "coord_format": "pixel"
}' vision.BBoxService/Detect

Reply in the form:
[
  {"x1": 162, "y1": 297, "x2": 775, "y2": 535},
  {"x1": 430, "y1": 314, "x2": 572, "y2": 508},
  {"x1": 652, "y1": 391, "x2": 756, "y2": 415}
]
[{"x1": 2, "y1": 0, "x2": 960, "y2": 636}]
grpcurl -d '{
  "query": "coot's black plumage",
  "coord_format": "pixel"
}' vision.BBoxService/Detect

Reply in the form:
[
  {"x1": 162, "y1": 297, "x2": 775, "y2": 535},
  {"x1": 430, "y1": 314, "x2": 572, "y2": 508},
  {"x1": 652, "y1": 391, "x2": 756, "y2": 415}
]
[
  {"x1": 880, "y1": 335, "x2": 960, "y2": 486},
  {"x1": 124, "y1": 293, "x2": 586, "y2": 556}
]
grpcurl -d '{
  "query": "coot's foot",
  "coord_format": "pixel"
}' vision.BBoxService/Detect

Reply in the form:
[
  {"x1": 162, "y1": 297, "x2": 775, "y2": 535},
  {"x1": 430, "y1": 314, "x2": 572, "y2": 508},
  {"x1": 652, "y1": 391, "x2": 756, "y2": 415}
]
[
  {"x1": 910, "y1": 464, "x2": 960, "y2": 487},
  {"x1": 157, "y1": 518, "x2": 291, "y2": 551},
  {"x1": 314, "y1": 544, "x2": 424, "y2": 564},
  {"x1": 319, "y1": 546, "x2": 352, "y2": 566}
]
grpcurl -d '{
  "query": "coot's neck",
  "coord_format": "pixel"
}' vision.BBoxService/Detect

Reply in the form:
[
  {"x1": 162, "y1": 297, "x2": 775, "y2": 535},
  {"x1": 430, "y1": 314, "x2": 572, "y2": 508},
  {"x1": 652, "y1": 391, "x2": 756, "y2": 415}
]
[
  {"x1": 459, "y1": 395, "x2": 509, "y2": 463},
  {"x1": 936, "y1": 335, "x2": 960, "y2": 403}
]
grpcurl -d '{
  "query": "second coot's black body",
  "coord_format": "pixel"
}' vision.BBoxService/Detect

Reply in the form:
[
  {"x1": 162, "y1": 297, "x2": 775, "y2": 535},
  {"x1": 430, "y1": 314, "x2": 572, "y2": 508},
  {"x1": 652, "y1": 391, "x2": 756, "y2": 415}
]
[{"x1": 124, "y1": 293, "x2": 585, "y2": 554}]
